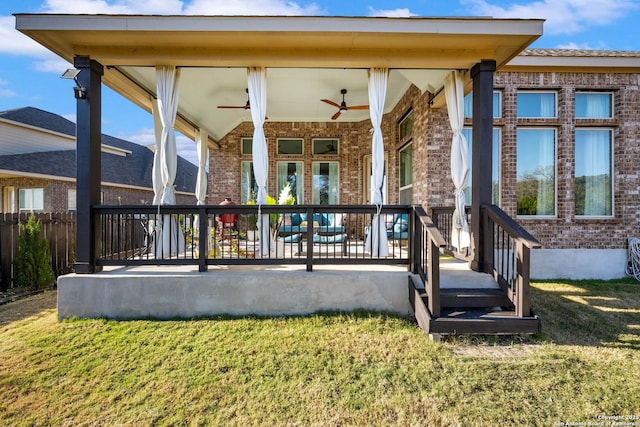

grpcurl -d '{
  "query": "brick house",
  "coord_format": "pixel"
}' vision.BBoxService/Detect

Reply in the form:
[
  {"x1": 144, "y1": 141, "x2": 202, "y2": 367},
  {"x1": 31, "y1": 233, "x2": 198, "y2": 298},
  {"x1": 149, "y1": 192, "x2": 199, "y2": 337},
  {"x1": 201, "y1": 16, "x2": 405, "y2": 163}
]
[
  {"x1": 0, "y1": 107, "x2": 198, "y2": 212},
  {"x1": 208, "y1": 49, "x2": 640, "y2": 279}
]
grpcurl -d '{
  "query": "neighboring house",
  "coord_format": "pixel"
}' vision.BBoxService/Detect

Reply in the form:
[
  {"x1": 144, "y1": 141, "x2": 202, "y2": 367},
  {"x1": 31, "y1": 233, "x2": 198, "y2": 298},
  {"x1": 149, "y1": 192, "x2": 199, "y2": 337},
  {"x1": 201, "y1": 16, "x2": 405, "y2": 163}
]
[
  {"x1": 0, "y1": 107, "x2": 198, "y2": 212},
  {"x1": 209, "y1": 49, "x2": 640, "y2": 279}
]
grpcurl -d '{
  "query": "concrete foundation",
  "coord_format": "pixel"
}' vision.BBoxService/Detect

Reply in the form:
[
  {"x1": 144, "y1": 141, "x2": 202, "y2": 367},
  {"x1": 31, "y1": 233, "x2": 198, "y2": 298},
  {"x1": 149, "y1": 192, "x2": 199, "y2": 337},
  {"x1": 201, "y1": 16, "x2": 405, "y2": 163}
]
[
  {"x1": 531, "y1": 249, "x2": 627, "y2": 280},
  {"x1": 57, "y1": 265, "x2": 413, "y2": 320}
]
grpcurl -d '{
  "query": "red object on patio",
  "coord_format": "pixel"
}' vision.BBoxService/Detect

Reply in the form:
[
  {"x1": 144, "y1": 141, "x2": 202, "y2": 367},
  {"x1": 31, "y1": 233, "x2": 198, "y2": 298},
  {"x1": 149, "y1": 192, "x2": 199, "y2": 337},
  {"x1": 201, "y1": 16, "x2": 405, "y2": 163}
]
[{"x1": 217, "y1": 197, "x2": 238, "y2": 237}]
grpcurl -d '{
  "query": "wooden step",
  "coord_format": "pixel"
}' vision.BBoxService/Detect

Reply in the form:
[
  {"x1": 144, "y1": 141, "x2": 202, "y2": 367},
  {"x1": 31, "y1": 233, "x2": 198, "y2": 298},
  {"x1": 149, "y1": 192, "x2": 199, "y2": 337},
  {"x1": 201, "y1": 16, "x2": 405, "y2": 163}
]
[
  {"x1": 440, "y1": 288, "x2": 513, "y2": 309},
  {"x1": 408, "y1": 277, "x2": 541, "y2": 335},
  {"x1": 428, "y1": 308, "x2": 541, "y2": 335}
]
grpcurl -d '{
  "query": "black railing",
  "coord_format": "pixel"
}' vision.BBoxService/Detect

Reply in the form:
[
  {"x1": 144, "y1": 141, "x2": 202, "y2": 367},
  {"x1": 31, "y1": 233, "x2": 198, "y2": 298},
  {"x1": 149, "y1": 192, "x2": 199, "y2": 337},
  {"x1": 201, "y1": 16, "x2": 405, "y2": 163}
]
[
  {"x1": 482, "y1": 204, "x2": 541, "y2": 317},
  {"x1": 429, "y1": 206, "x2": 472, "y2": 257},
  {"x1": 95, "y1": 205, "x2": 413, "y2": 272},
  {"x1": 411, "y1": 205, "x2": 447, "y2": 316}
]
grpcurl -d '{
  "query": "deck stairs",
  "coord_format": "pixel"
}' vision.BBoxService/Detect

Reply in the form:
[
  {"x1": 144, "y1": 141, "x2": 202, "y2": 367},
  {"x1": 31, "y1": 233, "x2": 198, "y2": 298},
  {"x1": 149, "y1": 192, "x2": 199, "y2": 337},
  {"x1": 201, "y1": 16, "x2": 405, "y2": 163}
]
[{"x1": 409, "y1": 258, "x2": 541, "y2": 335}]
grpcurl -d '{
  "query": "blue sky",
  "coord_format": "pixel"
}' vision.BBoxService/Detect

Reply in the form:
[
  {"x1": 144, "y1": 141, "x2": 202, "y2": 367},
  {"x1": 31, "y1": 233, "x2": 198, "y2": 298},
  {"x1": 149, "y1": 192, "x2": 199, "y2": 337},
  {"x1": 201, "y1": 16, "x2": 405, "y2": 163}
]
[{"x1": 1, "y1": 0, "x2": 639, "y2": 165}]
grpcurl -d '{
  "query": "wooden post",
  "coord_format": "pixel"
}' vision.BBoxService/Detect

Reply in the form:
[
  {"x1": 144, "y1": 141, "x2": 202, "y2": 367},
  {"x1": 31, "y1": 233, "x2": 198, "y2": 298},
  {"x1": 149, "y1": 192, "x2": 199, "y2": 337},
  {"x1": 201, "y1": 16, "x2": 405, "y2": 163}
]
[
  {"x1": 410, "y1": 206, "x2": 419, "y2": 274},
  {"x1": 198, "y1": 206, "x2": 208, "y2": 272},
  {"x1": 73, "y1": 56, "x2": 104, "y2": 274},
  {"x1": 470, "y1": 60, "x2": 496, "y2": 273},
  {"x1": 427, "y1": 236, "x2": 440, "y2": 317},
  {"x1": 517, "y1": 242, "x2": 532, "y2": 317}
]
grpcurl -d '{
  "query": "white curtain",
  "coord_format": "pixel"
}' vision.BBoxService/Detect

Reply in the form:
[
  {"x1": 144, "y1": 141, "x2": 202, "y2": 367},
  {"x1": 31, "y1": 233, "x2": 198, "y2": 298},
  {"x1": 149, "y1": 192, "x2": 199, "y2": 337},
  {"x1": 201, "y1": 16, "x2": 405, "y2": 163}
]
[
  {"x1": 536, "y1": 130, "x2": 555, "y2": 216},
  {"x1": 193, "y1": 128, "x2": 208, "y2": 234},
  {"x1": 195, "y1": 128, "x2": 208, "y2": 206},
  {"x1": 248, "y1": 67, "x2": 272, "y2": 256},
  {"x1": 444, "y1": 70, "x2": 470, "y2": 253},
  {"x1": 584, "y1": 94, "x2": 609, "y2": 118},
  {"x1": 151, "y1": 99, "x2": 163, "y2": 205},
  {"x1": 153, "y1": 65, "x2": 185, "y2": 258},
  {"x1": 539, "y1": 93, "x2": 555, "y2": 117},
  {"x1": 364, "y1": 68, "x2": 389, "y2": 257},
  {"x1": 578, "y1": 129, "x2": 610, "y2": 216}
]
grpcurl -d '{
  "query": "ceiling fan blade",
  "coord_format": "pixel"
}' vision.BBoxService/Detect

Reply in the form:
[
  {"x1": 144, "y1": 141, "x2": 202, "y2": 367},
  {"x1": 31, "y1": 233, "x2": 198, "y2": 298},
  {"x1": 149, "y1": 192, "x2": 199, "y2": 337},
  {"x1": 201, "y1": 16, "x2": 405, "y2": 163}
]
[
  {"x1": 217, "y1": 105, "x2": 249, "y2": 109},
  {"x1": 321, "y1": 99, "x2": 341, "y2": 108},
  {"x1": 346, "y1": 105, "x2": 370, "y2": 110},
  {"x1": 331, "y1": 110, "x2": 342, "y2": 120}
]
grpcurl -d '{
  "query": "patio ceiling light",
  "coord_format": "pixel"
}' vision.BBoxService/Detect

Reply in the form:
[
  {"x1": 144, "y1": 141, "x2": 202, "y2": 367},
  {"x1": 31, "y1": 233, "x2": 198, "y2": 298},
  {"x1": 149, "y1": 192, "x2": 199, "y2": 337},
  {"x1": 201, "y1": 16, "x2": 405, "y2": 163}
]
[{"x1": 60, "y1": 68, "x2": 86, "y2": 100}]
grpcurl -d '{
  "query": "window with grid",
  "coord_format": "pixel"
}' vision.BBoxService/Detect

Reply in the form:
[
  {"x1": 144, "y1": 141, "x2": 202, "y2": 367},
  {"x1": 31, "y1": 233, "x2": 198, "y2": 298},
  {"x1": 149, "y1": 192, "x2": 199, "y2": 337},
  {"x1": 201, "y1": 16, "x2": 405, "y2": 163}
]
[
  {"x1": 516, "y1": 128, "x2": 556, "y2": 216},
  {"x1": 575, "y1": 129, "x2": 613, "y2": 217}
]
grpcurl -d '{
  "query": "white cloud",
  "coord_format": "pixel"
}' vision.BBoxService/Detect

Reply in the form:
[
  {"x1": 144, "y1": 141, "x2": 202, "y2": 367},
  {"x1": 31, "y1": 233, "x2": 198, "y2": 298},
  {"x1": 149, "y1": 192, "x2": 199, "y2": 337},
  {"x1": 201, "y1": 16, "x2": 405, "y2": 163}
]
[
  {"x1": 40, "y1": 0, "x2": 183, "y2": 14},
  {"x1": 0, "y1": 16, "x2": 53, "y2": 57},
  {"x1": 62, "y1": 113, "x2": 77, "y2": 123},
  {"x1": 40, "y1": 0, "x2": 323, "y2": 15},
  {"x1": 183, "y1": 0, "x2": 323, "y2": 15},
  {"x1": 463, "y1": 0, "x2": 639, "y2": 35},
  {"x1": 118, "y1": 127, "x2": 156, "y2": 146},
  {"x1": 367, "y1": 7, "x2": 417, "y2": 18},
  {"x1": 0, "y1": 87, "x2": 16, "y2": 97},
  {"x1": 33, "y1": 57, "x2": 73, "y2": 73},
  {"x1": 117, "y1": 128, "x2": 198, "y2": 166},
  {"x1": 176, "y1": 133, "x2": 198, "y2": 166},
  {"x1": 555, "y1": 41, "x2": 605, "y2": 50}
]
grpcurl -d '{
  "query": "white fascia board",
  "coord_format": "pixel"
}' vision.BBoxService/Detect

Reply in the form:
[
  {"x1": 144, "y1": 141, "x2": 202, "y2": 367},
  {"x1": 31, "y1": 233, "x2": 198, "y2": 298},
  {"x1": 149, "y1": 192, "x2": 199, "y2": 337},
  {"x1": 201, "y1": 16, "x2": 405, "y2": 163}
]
[{"x1": 15, "y1": 14, "x2": 543, "y2": 37}]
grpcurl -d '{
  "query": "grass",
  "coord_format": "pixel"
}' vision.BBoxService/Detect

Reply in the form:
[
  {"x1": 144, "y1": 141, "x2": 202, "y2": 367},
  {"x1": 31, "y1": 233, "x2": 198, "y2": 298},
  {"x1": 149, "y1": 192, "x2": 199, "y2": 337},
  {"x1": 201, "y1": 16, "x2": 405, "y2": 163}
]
[{"x1": 0, "y1": 279, "x2": 639, "y2": 426}]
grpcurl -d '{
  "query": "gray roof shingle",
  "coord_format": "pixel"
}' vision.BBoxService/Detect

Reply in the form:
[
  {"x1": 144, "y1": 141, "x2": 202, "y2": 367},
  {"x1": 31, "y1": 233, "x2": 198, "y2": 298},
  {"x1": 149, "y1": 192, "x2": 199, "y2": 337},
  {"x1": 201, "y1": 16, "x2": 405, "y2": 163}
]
[
  {"x1": 0, "y1": 107, "x2": 197, "y2": 193},
  {"x1": 522, "y1": 48, "x2": 640, "y2": 58}
]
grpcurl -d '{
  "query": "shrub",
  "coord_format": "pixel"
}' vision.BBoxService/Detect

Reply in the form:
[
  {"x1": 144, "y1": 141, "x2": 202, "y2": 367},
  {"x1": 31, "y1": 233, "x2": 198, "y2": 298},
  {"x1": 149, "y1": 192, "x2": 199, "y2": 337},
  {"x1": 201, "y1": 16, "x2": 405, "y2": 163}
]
[{"x1": 13, "y1": 215, "x2": 55, "y2": 289}]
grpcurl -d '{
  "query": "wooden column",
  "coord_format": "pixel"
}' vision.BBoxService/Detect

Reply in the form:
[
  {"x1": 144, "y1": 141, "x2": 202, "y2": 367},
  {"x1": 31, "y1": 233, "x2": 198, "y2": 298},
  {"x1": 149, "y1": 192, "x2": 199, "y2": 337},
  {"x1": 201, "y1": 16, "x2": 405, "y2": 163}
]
[
  {"x1": 73, "y1": 56, "x2": 103, "y2": 274},
  {"x1": 470, "y1": 60, "x2": 496, "y2": 273}
]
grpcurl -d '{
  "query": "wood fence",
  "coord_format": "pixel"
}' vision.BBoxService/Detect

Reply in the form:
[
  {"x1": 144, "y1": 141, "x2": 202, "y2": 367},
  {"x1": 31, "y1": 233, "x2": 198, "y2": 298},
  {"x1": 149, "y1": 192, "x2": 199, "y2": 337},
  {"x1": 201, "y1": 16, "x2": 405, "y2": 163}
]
[{"x1": 0, "y1": 212, "x2": 76, "y2": 290}]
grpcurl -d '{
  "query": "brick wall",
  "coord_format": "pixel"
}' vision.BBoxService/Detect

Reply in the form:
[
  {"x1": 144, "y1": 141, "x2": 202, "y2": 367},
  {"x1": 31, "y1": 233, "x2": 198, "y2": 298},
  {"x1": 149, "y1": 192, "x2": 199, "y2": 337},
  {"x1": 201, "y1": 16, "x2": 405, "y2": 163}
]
[
  {"x1": 422, "y1": 71, "x2": 640, "y2": 250},
  {"x1": 207, "y1": 69, "x2": 640, "y2": 251},
  {"x1": 209, "y1": 119, "x2": 400, "y2": 205},
  {"x1": 0, "y1": 177, "x2": 194, "y2": 211}
]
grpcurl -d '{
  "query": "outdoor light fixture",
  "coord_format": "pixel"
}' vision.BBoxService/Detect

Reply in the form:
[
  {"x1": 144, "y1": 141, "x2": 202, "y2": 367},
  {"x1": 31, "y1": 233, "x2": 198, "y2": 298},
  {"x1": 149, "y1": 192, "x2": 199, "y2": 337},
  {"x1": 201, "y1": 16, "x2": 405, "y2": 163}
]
[{"x1": 60, "y1": 68, "x2": 86, "y2": 99}]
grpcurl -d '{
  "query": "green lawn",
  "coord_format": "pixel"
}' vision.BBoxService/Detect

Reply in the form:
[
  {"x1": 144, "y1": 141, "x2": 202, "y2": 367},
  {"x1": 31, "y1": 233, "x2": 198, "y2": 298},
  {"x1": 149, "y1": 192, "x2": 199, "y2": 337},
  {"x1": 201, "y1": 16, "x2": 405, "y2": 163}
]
[{"x1": 1, "y1": 279, "x2": 639, "y2": 426}]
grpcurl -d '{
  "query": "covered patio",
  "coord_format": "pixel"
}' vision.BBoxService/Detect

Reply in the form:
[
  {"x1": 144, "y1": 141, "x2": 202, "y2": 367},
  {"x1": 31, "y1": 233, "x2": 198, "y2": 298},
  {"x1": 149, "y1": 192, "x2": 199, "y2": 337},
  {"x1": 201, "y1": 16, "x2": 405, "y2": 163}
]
[{"x1": 16, "y1": 14, "x2": 543, "y2": 334}]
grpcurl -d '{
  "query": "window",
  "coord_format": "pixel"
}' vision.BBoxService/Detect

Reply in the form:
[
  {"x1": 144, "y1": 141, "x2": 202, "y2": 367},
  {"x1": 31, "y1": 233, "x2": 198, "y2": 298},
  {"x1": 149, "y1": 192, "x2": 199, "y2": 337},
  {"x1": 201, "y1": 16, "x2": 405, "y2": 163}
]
[
  {"x1": 463, "y1": 91, "x2": 502, "y2": 118},
  {"x1": 516, "y1": 128, "x2": 556, "y2": 216},
  {"x1": 19, "y1": 188, "x2": 44, "y2": 212},
  {"x1": 575, "y1": 129, "x2": 613, "y2": 217},
  {"x1": 67, "y1": 189, "x2": 77, "y2": 211},
  {"x1": 313, "y1": 162, "x2": 339, "y2": 204},
  {"x1": 576, "y1": 92, "x2": 613, "y2": 119},
  {"x1": 517, "y1": 91, "x2": 556, "y2": 118},
  {"x1": 399, "y1": 110, "x2": 413, "y2": 140},
  {"x1": 241, "y1": 161, "x2": 259, "y2": 203},
  {"x1": 241, "y1": 138, "x2": 252, "y2": 155},
  {"x1": 277, "y1": 161, "x2": 303, "y2": 203},
  {"x1": 399, "y1": 143, "x2": 412, "y2": 204},
  {"x1": 312, "y1": 139, "x2": 339, "y2": 155},
  {"x1": 277, "y1": 138, "x2": 303, "y2": 155},
  {"x1": 461, "y1": 128, "x2": 501, "y2": 205}
]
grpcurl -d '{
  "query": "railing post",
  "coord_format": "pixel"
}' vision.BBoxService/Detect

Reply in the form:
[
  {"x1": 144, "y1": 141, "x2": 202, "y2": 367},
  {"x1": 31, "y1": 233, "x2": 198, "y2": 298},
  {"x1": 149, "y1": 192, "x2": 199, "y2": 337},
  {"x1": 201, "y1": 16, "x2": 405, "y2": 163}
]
[
  {"x1": 306, "y1": 206, "x2": 313, "y2": 272},
  {"x1": 410, "y1": 207, "x2": 419, "y2": 274},
  {"x1": 517, "y1": 241, "x2": 531, "y2": 317},
  {"x1": 198, "y1": 207, "x2": 208, "y2": 272},
  {"x1": 428, "y1": 236, "x2": 440, "y2": 317},
  {"x1": 483, "y1": 206, "x2": 494, "y2": 273}
]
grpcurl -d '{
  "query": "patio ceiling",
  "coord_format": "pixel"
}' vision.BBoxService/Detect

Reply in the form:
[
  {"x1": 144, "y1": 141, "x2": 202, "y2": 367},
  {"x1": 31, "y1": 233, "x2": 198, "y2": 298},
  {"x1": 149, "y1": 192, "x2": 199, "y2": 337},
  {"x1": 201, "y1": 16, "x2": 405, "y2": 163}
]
[{"x1": 15, "y1": 14, "x2": 543, "y2": 146}]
